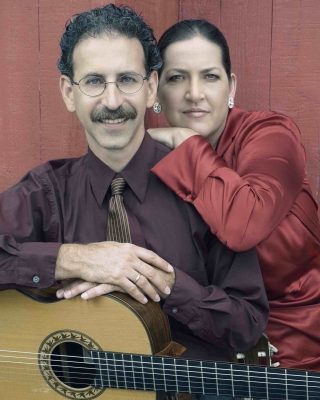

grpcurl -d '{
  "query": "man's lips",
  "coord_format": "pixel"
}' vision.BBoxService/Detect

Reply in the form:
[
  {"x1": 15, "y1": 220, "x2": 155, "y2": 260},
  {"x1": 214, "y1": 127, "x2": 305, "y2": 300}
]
[{"x1": 99, "y1": 117, "x2": 127, "y2": 124}]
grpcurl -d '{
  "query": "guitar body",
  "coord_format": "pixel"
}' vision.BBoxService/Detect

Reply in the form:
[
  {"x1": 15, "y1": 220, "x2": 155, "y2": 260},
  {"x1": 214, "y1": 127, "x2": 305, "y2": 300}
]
[
  {"x1": 2, "y1": 290, "x2": 319, "y2": 400},
  {"x1": 0, "y1": 290, "x2": 171, "y2": 400}
]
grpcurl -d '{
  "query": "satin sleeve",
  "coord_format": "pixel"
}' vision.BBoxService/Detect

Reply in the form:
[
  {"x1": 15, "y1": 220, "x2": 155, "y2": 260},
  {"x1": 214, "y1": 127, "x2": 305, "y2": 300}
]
[
  {"x1": 0, "y1": 172, "x2": 61, "y2": 288},
  {"x1": 151, "y1": 116, "x2": 305, "y2": 251}
]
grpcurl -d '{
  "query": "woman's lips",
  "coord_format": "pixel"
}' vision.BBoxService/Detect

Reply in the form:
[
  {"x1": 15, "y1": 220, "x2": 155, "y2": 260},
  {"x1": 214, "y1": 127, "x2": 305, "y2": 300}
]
[{"x1": 182, "y1": 109, "x2": 209, "y2": 118}]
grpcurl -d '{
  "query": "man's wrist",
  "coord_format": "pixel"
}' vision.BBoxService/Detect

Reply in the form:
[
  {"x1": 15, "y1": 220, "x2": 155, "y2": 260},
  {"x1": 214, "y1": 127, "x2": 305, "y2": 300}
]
[{"x1": 55, "y1": 243, "x2": 83, "y2": 280}]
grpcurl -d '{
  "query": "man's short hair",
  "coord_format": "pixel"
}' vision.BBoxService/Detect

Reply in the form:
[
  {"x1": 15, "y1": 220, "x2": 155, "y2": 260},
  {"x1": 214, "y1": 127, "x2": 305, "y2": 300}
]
[{"x1": 57, "y1": 3, "x2": 162, "y2": 78}]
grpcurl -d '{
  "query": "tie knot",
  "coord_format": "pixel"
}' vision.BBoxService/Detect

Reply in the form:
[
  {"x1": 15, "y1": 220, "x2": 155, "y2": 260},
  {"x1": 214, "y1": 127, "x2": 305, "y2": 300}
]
[{"x1": 111, "y1": 177, "x2": 126, "y2": 196}]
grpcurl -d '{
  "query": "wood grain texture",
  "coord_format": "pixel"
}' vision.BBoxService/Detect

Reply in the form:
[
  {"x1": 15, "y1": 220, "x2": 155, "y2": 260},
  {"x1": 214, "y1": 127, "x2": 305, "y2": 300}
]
[
  {"x1": 0, "y1": 0, "x2": 40, "y2": 189},
  {"x1": 0, "y1": 0, "x2": 319, "y2": 205},
  {"x1": 220, "y1": 0, "x2": 272, "y2": 111},
  {"x1": 0, "y1": 290, "x2": 162, "y2": 399},
  {"x1": 271, "y1": 0, "x2": 320, "y2": 201},
  {"x1": 179, "y1": 0, "x2": 221, "y2": 23}
]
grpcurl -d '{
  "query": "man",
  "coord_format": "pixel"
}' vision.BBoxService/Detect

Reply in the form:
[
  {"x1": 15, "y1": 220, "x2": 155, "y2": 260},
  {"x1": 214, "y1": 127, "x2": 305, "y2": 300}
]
[{"x1": 0, "y1": 4, "x2": 268, "y2": 399}]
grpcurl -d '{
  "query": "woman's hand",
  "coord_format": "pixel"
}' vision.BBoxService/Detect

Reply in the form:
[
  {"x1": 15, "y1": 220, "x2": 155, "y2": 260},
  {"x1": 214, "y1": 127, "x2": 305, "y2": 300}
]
[{"x1": 147, "y1": 127, "x2": 199, "y2": 149}]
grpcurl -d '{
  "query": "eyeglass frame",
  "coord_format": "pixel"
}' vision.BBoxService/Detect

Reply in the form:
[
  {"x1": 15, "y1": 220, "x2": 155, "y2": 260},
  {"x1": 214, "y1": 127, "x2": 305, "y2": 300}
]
[{"x1": 70, "y1": 72, "x2": 149, "y2": 97}]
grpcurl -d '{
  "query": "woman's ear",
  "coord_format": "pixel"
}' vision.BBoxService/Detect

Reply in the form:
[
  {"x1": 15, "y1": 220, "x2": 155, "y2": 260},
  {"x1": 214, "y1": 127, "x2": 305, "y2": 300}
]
[
  {"x1": 59, "y1": 75, "x2": 76, "y2": 112},
  {"x1": 229, "y1": 73, "x2": 237, "y2": 98}
]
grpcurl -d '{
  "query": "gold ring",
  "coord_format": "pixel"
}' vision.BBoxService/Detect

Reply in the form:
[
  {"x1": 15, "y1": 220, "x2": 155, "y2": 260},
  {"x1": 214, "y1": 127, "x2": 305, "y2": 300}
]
[{"x1": 134, "y1": 273, "x2": 141, "y2": 284}]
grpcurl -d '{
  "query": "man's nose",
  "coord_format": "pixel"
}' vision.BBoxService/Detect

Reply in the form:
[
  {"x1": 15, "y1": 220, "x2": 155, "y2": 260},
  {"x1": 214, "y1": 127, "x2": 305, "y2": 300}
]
[{"x1": 100, "y1": 82, "x2": 123, "y2": 109}]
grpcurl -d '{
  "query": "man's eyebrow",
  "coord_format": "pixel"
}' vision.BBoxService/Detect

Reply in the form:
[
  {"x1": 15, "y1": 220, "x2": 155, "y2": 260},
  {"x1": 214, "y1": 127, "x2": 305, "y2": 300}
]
[
  {"x1": 117, "y1": 70, "x2": 145, "y2": 76},
  {"x1": 80, "y1": 70, "x2": 144, "y2": 78},
  {"x1": 80, "y1": 72, "x2": 104, "y2": 78}
]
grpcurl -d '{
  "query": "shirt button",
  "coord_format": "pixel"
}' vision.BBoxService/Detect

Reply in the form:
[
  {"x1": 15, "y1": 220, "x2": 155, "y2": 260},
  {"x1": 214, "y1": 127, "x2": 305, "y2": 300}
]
[
  {"x1": 172, "y1": 307, "x2": 178, "y2": 314},
  {"x1": 32, "y1": 275, "x2": 40, "y2": 284}
]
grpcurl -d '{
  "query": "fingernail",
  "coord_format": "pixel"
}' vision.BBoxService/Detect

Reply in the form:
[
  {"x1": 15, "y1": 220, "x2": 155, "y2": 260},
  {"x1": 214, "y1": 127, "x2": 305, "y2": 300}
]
[
  {"x1": 165, "y1": 286, "x2": 171, "y2": 294},
  {"x1": 154, "y1": 294, "x2": 160, "y2": 302},
  {"x1": 81, "y1": 293, "x2": 88, "y2": 300},
  {"x1": 168, "y1": 264, "x2": 174, "y2": 272},
  {"x1": 142, "y1": 297, "x2": 148, "y2": 304},
  {"x1": 272, "y1": 362, "x2": 280, "y2": 367},
  {"x1": 56, "y1": 290, "x2": 63, "y2": 299}
]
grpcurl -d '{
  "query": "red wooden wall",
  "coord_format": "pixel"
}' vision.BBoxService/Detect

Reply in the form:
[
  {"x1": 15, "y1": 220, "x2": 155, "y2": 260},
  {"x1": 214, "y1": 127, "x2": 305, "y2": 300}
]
[{"x1": 1, "y1": 0, "x2": 320, "y2": 205}]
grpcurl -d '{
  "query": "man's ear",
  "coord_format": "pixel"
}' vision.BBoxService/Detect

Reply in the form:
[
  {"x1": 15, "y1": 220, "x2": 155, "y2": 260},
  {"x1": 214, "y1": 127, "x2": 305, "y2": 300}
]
[
  {"x1": 59, "y1": 75, "x2": 76, "y2": 112},
  {"x1": 146, "y1": 70, "x2": 159, "y2": 108}
]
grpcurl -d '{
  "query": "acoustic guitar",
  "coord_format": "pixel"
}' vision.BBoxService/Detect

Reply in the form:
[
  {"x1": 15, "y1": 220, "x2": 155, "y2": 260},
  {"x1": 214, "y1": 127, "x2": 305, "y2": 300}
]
[{"x1": 1, "y1": 289, "x2": 319, "y2": 399}]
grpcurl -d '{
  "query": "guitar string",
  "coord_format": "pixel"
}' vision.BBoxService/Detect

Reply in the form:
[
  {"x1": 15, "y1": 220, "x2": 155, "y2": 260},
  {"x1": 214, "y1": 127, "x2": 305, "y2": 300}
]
[
  {"x1": 0, "y1": 364, "x2": 318, "y2": 398},
  {"x1": 0, "y1": 350, "x2": 319, "y2": 384},
  {"x1": 0, "y1": 352, "x2": 319, "y2": 396},
  {"x1": 0, "y1": 368, "x2": 318, "y2": 399},
  {"x1": 0, "y1": 365, "x2": 318, "y2": 398}
]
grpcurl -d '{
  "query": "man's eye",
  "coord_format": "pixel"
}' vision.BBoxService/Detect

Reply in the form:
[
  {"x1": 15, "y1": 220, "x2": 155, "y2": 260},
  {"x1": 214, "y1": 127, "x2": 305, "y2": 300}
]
[
  {"x1": 118, "y1": 75, "x2": 138, "y2": 84},
  {"x1": 84, "y1": 76, "x2": 104, "y2": 86}
]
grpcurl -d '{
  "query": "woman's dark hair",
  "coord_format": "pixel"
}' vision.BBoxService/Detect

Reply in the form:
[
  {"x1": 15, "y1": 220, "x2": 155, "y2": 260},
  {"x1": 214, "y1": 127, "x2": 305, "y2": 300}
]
[
  {"x1": 57, "y1": 3, "x2": 162, "y2": 78},
  {"x1": 158, "y1": 19, "x2": 231, "y2": 80}
]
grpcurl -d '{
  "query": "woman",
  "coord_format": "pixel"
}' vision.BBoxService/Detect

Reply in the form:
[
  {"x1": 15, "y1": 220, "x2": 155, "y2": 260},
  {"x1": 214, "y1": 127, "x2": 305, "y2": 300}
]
[{"x1": 149, "y1": 19, "x2": 320, "y2": 371}]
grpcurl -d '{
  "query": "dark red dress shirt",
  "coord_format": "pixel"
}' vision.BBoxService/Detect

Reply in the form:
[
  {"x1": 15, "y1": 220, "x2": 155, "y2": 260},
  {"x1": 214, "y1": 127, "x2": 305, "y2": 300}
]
[{"x1": 0, "y1": 133, "x2": 268, "y2": 360}]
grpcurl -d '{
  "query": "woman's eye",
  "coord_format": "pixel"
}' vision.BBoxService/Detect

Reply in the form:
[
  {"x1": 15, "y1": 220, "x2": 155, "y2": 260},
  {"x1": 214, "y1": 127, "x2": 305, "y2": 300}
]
[
  {"x1": 205, "y1": 74, "x2": 219, "y2": 81},
  {"x1": 167, "y1": 74, "x2": 184, "y2": 83}
]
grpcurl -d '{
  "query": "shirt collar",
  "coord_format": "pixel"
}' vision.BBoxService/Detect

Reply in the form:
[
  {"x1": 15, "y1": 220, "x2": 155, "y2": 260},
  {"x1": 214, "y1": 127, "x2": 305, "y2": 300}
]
[{"x1": 87, "y1": 133, "x2": 159, "y2": 206}]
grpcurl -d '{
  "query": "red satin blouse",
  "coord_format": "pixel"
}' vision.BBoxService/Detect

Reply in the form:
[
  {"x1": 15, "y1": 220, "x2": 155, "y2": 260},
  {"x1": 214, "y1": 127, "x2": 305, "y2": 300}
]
[{"x1": 152, "y1": 107, "x2": 320, "y2": 370}]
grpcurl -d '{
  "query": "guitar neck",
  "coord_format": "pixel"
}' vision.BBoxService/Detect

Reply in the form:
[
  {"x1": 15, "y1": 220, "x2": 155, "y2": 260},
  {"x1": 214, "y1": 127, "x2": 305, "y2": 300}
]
[{"x1": 92, "y1": 350, "x2": 320, "y2": 399}]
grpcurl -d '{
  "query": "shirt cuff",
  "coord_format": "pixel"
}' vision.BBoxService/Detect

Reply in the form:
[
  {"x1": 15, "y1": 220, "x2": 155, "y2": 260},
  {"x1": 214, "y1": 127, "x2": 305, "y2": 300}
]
[
  {"x1": 16, "y1": 242, "x2": 61, "y2": 288},
  {"x1": 163, "y1": 267, "x2": 209, "y2": 325}
]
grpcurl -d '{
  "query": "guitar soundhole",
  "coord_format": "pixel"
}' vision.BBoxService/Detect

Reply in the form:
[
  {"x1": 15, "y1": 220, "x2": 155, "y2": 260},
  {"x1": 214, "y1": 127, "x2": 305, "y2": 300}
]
[
  {"x1": 51, "y1": 342, "x2": 94, "y2": 388},
  {"x1": 38, "y1": 329, "x2": 104, "y2": 399}
]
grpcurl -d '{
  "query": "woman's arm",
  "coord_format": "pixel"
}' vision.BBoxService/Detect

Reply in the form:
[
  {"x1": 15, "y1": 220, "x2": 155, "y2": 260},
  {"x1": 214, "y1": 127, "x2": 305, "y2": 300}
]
[{"x1": 151, "y1": 115, "x2": 305, "y2": 251}]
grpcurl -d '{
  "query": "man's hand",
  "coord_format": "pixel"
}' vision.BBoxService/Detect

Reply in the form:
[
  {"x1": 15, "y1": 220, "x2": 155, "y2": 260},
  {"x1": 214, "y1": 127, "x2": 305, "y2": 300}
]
[
  {"x1": 55, "y1": 242, "x2": 175, "y2": 303},
  {"x1": 56, "y1": 279, "x2": 124, "y2": 300}
]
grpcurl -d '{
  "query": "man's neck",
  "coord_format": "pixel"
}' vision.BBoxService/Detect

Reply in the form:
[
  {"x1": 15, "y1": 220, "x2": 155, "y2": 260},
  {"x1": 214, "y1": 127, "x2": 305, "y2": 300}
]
[{"x1": 88, "y1": 131, "x2": 145, "y2": 172}]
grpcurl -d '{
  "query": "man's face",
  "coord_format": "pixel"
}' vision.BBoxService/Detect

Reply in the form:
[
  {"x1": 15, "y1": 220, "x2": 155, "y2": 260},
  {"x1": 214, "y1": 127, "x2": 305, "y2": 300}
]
[{"x1": 60, "y1": 34, "x2": 157, "y2": 163}]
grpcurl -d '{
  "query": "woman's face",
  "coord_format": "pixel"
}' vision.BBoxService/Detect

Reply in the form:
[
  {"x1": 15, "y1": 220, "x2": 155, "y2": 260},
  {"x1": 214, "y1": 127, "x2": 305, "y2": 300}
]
[{"x1": 158, "y1": 35, "x2": 236, "y2": 145}]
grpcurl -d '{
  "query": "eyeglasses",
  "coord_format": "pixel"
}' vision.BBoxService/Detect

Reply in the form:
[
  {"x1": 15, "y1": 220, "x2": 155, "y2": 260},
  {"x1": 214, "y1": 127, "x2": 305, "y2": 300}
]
[{"x1": 71, "y1": 73, "x2": 148, "y2": 97}]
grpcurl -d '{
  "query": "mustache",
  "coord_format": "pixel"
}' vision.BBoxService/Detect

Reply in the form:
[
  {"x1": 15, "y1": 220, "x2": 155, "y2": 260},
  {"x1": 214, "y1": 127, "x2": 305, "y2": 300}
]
[{"x1": 91, "y1": 106, "x2": 137, "y2": 123}]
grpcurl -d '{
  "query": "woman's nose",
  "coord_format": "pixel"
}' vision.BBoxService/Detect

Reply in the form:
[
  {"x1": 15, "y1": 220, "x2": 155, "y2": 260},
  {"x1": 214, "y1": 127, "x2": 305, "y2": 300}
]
[{"x1": 185, "y1": 78, "x2": 204, "y2": 102}]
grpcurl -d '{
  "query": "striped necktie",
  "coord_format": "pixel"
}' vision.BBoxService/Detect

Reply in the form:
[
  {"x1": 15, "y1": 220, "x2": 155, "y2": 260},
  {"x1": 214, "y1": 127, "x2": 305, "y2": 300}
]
[{"x1": 106, "y1": 177, "x2": 132, "y2": 243}]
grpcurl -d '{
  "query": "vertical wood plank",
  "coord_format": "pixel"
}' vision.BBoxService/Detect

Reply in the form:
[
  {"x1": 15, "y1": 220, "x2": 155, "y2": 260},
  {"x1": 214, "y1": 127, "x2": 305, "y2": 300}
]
[
  {"x1": 220, "y1": 0, "x2": 272, "y2": 111},
  {"x1": 271, "y1": 0, "x2": 320, "y2": 201},
  {"x1": 179, "y1": 0, "x2": 221, "y2": 24},
  {"x1": 0, "y1": 0, "x2": 40, "y2": 191}
]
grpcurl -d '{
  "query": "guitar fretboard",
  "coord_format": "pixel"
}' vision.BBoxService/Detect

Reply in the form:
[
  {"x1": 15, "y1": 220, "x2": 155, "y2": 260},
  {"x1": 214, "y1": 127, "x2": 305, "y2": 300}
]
[{"x1": 91, "y1": 350, "x2": 320, "y2": 399}]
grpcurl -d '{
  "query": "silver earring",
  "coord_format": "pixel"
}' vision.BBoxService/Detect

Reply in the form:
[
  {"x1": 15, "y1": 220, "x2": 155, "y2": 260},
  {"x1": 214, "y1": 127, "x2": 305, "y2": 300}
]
[
  {"x1": 228, "y1": 97, "x2": 234, "y2": 109},
  {"x1": 153, "y1": 102, "x2": 162, "y2": 114}
]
